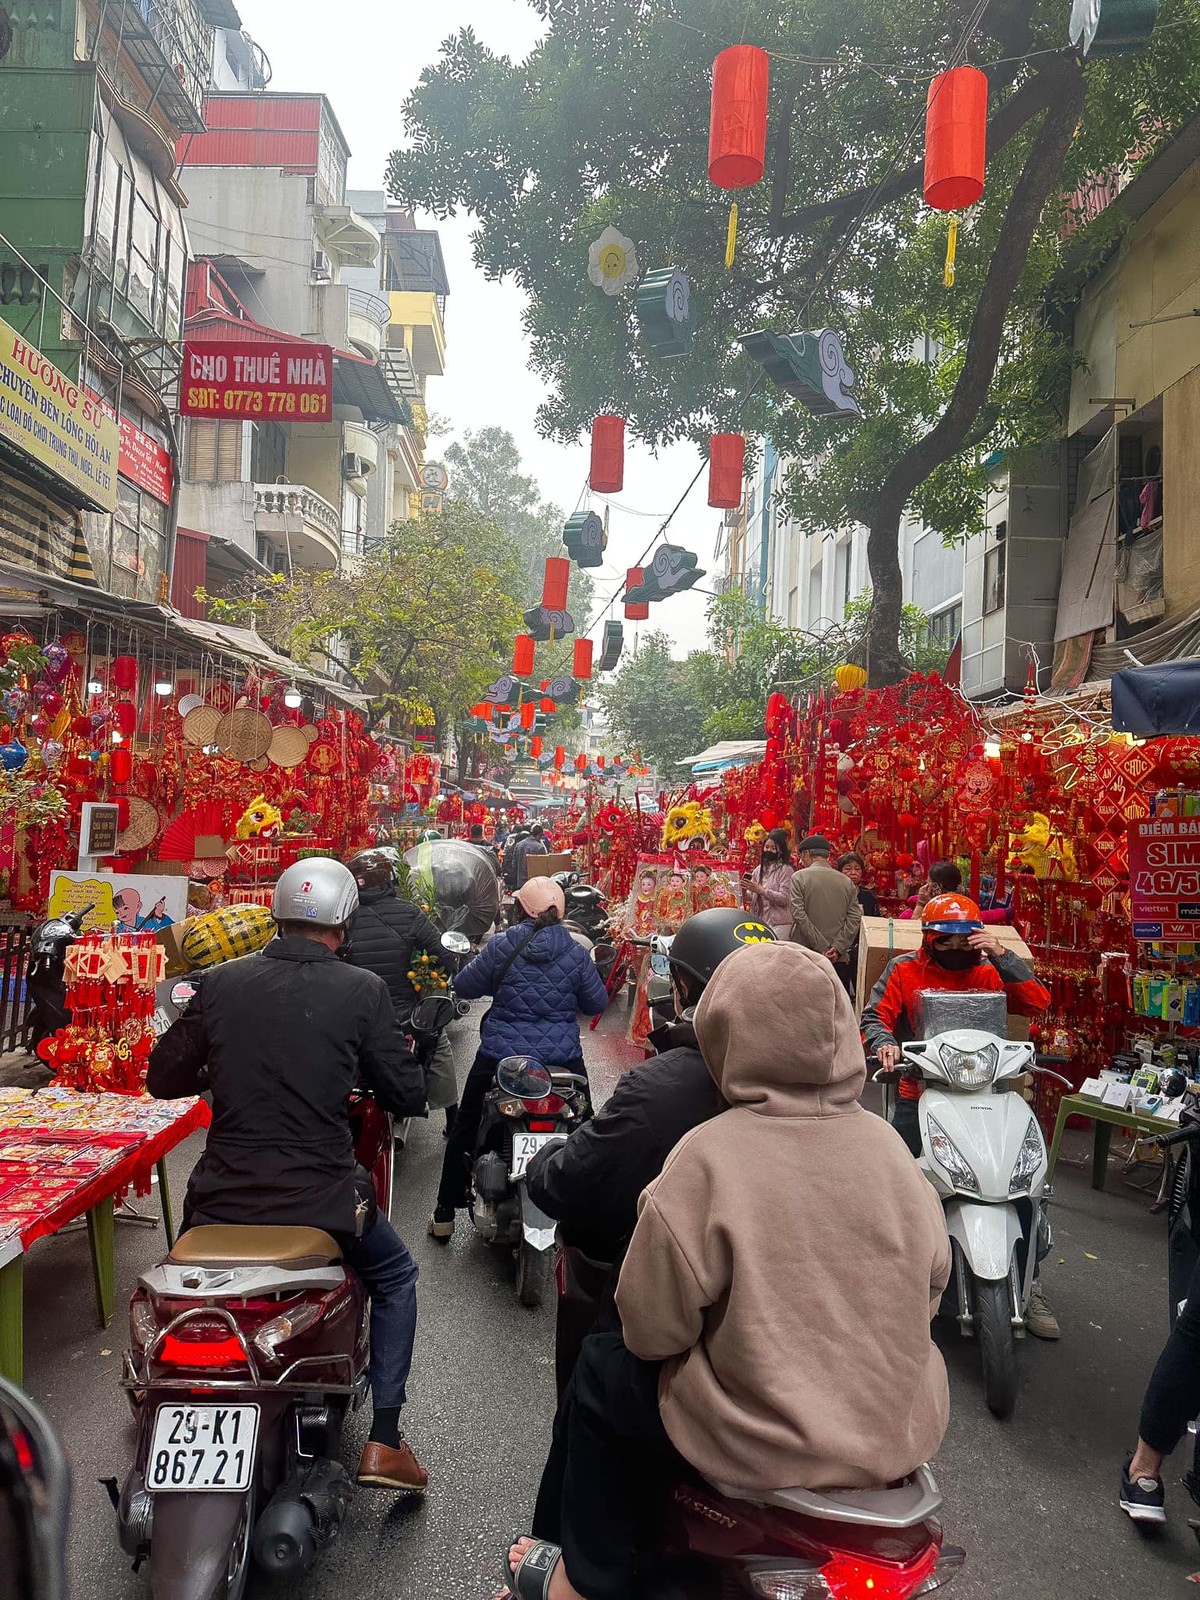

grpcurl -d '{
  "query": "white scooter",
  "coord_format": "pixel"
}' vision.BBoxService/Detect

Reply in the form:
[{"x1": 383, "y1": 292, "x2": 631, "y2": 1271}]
[{"x1": 896, "y1": 993, "x2": 1069, "y2": 1419}]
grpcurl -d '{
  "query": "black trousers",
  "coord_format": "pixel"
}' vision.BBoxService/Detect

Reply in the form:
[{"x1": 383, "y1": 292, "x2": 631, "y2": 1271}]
[
  {"x1": 435, "y1": 1050, "x2": 498, "y2": 1212},
  {"x1": 1140, "y1": 1256, "x2": 1200, "y2": 1455},
  {"x1": 531, "y1": 1332, "x2": 683, "y2": 1600}
]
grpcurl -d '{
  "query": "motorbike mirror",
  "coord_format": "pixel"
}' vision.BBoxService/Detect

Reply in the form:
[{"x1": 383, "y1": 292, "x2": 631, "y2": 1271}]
[
  {"x1": 169, "y1": 980, "x2": 198, "y2": 1010},
  {"x1": 440, "y1": 931, "x2": 471, "y2": 957},
  {"x1": 496, "y1": 1055, "x2": 554, "y2": 1101},
  {"x1": 0, "y1": 1378, "x2": 70, "y2": 1600}
]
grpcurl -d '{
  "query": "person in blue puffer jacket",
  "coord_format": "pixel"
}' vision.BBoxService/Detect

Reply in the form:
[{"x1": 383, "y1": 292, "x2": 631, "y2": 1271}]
[{"x1": 428, "y1": 876, "x2": 608, "y2": 1239}]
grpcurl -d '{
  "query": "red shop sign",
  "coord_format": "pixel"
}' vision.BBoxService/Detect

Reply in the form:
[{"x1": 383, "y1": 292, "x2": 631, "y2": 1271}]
[
  {"x1": 1128, "y1": 816, "x2": 1200, "y2": 942},
  {"x1": 85, "y1": 391, "x2": 174, "y2": 505},
  {"x1": 181, "y1": 339, "x2": 332, "y2": 421}
]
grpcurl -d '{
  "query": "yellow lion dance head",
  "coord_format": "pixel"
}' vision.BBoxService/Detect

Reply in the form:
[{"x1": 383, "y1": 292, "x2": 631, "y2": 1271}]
[
  {"x1": 661, "y1": 801, "x2": 716, "y2": 853},
  {"x1": 235, "y1": 793, "x2": 283, "y2": 840}
]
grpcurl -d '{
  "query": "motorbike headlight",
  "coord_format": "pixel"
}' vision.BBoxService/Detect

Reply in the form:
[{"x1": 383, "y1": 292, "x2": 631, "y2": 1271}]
[
  {"x1": 1008, "y1": 1121, "x2": 1046, "y2": 1196},
  {"x1": 926, "y1": 1116, "x2": 980, "y2": 1195},
  {"x1": 938, "y1": 1040, "x2": 999, "y2": 1089}
]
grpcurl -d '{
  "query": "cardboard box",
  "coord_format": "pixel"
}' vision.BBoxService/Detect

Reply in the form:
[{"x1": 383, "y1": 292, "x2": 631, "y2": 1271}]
[
  {"x1": 155, "y1": 917, "x2": 197, "y2": 978},
  {"x1": 855, "y1": 916, "x2": 1035, "y2": 1040},
  {"x1": 524, "y1": 852, "x2": 574, "y2": 880}
]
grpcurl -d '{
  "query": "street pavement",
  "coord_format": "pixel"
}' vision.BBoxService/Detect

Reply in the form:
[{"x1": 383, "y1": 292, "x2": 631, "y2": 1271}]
[{"x1": 14, "y1": 999, "x2": 1200, "y2": 1599}]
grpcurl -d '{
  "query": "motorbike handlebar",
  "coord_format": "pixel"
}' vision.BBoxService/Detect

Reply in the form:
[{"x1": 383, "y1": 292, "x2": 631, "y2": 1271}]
[{"x1": 1154, "y1": 1122, "x2": 1200, "y2": 1150}]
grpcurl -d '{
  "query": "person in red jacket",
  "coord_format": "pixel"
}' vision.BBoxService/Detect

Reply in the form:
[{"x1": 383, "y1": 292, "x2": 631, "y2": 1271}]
[{"x1": 861, "y1": 893, "x2": 1059, "y2": 1340}]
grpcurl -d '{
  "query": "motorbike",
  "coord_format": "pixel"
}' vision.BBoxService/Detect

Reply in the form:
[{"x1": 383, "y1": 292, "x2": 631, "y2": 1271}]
[
  {"x1": 469, "y1": 1055, "x2": 590, "y2": 1308},
  {"x1": 113, "y1": 988, "x2": 399, "y2": 1599},
  {"x1": 891, "y1": 991, "x2": 1070, "y2": 1419},
  {"x1": 1153, "y1": 1089, "x2": 1200, "y2": 1532},
  {"x1": 26, "y1": 903, "x2": 94, "y2": 1047},
  {"x1": 616, "y1": 1460, "x2": 962, "y2": 1598}
]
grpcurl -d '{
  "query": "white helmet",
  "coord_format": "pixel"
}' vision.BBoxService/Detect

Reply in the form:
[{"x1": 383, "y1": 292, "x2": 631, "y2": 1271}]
[{"x1": 271, "y1": 858, "x2": 359, "y2": 929}]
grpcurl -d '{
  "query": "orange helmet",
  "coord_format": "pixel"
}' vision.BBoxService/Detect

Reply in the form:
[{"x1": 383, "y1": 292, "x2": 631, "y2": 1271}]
[{"x1": 921, "y1": 893, "x2": 984, "y2": 935}]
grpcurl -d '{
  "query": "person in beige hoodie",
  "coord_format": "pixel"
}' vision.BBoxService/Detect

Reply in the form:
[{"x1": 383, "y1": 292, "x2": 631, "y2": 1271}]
[{"x1": 502, "y1": 941, "x2": 951, "y2": 1600}]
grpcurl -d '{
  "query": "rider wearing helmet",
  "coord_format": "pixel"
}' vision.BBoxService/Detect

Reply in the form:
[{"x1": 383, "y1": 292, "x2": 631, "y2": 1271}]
[
  {"x1": 525, "y1": 908, "x2": 777, "y2": 1404},
  {"x1": 147, "y1": 858, "x2": 431, "y2": 1492}
]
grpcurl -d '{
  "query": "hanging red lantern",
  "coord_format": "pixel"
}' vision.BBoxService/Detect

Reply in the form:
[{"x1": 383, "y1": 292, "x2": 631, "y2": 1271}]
[
  {"x1": 542, "y1": 557, "x2": 571, "y2": 612},
  {"x1": 111, "y1": 654, "x2": 138, "y2": 692},
  {"x1": 708, "y1": 433, "x2": 745, "y2": 509},
  {"x1": 573, "y1": 638, "x2": 593, "y2": 680},
  {"x1": 469, "y1": 703, "x2": 490, "y2": 720},
  {"x1": 708, "y1": 45, "x2": 770, "y2": 189},
  {"x1": 540, "y1": 697, "x2": 557, "y2": 715},
  {"x1": 625, "y1": 567, "x2": 650, "y2": 622},
  {"x1": 923, "y1": 66, "x2": 987, "y2": 211},
  {"x1": 110, "y1": 745, "x2": 133, "y2": 785},
  {"x1": 575, "y1": 753, "x2": 587, "y2": 772},
  {"x1": 590, "y1": 416, "x2": 625, "y2": 494},
  {"x1": 554, "y1": 746, "x2": 566, "y2": 770},
  {"x1": 113, "y1": 702, "x2": 136, "y2": 735},
  {"x1": 530, "y1": 736, "x2": 543, "y2": 759},
  {"x1": 512, "y1": 634, "x2": 536, "y2": 677},
  {"x1": 520, "y1": 701, "x2": 536, "y2": 729}
]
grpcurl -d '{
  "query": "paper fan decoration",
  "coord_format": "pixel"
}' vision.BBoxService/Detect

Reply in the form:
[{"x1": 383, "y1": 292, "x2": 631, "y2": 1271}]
[
  {"x1": 158, "y1": 801, "x2": 228, "y2": 862},
  {"x1": 114, "y1": 797, "x2": 161, "y2": 855},
  {"x1": 588, "y1": 226, "x2": 639, "y2": 296},
  {"x1": 306, "y1": 739, "x2": 339, "y2": 775}
]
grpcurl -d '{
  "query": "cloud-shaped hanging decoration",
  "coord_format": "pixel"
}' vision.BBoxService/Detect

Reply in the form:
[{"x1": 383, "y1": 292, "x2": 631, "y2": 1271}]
[
  {"x1": 737, "y1": 328, "x2": 861, "y2": 419},
  {"x1": 588, "y1": 226, "x2": 639, "y2": 296},
  {"x1": 624, "y1": 543, "x2": 705, "y2": 605},
  {"x1": 636, "y1": 267, "x2": 694, "y2": 358},
  {"x1": 545, "y1": 675, "x2": 581, "y2": 706},
  {"x1": 563, "y1": 511, "x2": 604, "y2": 569},
  {"x1": 485, "y1": 674, "x2": 517, "y2": 704},
  {"x1": 523, "y1": 605, "x2": 575, "y2": 642}
]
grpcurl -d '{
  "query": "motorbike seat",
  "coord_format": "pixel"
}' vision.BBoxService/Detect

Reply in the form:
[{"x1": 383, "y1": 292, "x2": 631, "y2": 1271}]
[{"x1": 169, "y1": 1226, "x2": 343, "y2": 1269}]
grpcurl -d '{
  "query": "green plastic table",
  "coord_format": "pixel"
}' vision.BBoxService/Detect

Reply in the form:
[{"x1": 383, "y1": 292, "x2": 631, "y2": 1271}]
[{"x1": 1046, "y1": 1093, "x2": 1175, "y2": 1191}]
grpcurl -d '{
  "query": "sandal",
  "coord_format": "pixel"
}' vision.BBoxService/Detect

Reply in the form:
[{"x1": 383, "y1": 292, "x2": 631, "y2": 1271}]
[{"x1": 502, "y1": 1540, "x2": 563, "y2": 1599}]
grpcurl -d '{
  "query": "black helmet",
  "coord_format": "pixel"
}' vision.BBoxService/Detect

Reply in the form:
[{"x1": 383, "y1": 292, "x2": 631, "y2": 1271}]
[
  {"x1": 668, "y1": 908, "x2": 777, "y2": 990},
  {"x1": 346, "y1": 848, "x2": 398, "y2": 890}
]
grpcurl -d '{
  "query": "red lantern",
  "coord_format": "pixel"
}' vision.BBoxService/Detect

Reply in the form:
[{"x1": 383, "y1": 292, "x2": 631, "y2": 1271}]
[
  {"x1": 520, "y1": 701, "x2": 536, "y2": 730},
  {"x1": 625, "y1": 567, "x2": 650, "y2": 622},
  {"x1": 540, "y1": 697, "x2": 557, "y2": 715},
  {"x1": 530, "y1": 736, "x2": 543, "y2": 759},
  {"x1": 575, "y1": 753, "x2": 587, "y2": 772},
  {"x1": 590, "y1": 416, "x2": 625, "y2": 495},
  {"x1": 113, "y1": 702, "x2": 136, "y2": 735},
  {"x1": 708, "y1": 433, "x2": 745, "y2": 509},
  {"x1": 554, "y1": 746, "x2": 566, "y2": 770},
  {"x1": 542, "y1": 557, "x2": 571, "y2": 612},
  {"x1": 708, "y1": 45, "x2": 770, "y2": 189},
  {"x1": 512, "y1": 634, "x2": 536, "y2": 677},
  {"x1": 111, "y1": 654, "x2": 138, "y2": 692},
  {"x1": 573, "y1": 639, "x2": 593, "y2": 680},
  {"x1": 923, "y1": 66, "x2": 987, "y2": 212},
  {"x1": 469, "y1": 703, "x2": 490, "y2": 720},
  {"x1": 110, "y1": 745, "x2": 132, "y2": 785}
]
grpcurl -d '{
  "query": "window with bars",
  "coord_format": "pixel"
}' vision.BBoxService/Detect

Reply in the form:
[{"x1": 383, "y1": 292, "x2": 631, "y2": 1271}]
[
  {"x1": 928, "y1": 602, "x2": 962, "y2": 647},
  {"x1": 186, "y1": 420, "x2": 243, "y2": 483}
]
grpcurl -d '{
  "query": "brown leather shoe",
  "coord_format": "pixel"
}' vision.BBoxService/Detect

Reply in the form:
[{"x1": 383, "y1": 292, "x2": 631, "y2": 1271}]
[{"x1": 356, "y1": 1439, "x2": 429, "y2": 1492}]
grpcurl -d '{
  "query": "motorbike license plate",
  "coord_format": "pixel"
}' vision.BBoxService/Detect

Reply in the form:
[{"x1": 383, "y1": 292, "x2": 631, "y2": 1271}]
[
  {"x1": 147, "y1": 1403, "x2": 259, "y2": 1493},
  {"x1": 509, "y1": 1131, "x2": 555, "y2": 1181}
]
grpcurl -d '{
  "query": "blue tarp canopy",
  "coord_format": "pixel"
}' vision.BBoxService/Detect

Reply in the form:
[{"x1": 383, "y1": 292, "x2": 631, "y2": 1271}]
[{"x1": 1111, "y1": 659, "x2": 1200, "y2": 736}]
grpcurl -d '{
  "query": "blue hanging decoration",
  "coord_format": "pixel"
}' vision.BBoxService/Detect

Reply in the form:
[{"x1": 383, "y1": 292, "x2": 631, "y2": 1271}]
[
  {"x1": 563, "y1": 511, "x2": 605, "y2": 569},
  {"x1": 737, "y1": 329, "x2": 861, "y2": 419},
  {"x1": 636, "y1": 267, "x2": 695, "y2": 358}
]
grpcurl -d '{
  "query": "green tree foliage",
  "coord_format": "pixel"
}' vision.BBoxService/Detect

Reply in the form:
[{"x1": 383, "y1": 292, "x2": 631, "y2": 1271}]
[
  {"x1": 599, "y1": 629, "x2": 708, "y2": 775},
  {"x1": 389, "y1": 0, "x2": 1200, "y2": 681}
]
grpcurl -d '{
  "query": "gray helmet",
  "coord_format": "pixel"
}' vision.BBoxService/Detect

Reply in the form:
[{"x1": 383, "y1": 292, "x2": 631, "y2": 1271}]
[{"x1": 271, "y1": 858, "x2": 359, "y2": 928}]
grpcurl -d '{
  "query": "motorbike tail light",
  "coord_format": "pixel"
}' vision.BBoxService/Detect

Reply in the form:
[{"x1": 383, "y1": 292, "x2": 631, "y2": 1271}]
[
  {"x1": 159, "y1": 1332, "x2": 247, "y2": 1369},
  {"x1": 750, "y1": 1543, "x2": 953, "y2": 1600},
  {"x1": 523, "y1": 1095, "x2": 565, "y2": 1115},
  {"x1": 251, "y1": 1298, "x2": 324, "y2": 1363},
  {"x1": 527, "y1": 1119, "x2": 558, "y2": 1132}
]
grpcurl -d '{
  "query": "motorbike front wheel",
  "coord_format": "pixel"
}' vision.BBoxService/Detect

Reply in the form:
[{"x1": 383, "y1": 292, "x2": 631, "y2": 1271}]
[
  {"x1": 515, "y1": 1238, "x2": 553, "y2": 1308},
  {"x1": 975, "y1": 1277, "x2": 1018, "y2": 1419}
]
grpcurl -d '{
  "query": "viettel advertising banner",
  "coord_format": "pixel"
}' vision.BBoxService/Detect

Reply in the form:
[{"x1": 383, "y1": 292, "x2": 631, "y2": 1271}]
[{"x1": 0, "y1": 319, "x2": 119, "y2": 511}]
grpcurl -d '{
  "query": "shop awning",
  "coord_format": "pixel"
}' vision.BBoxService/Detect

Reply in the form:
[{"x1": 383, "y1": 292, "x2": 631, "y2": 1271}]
[
  {"x1": 1112, "y1": 659, "x2": 1200, "y2": 736},
  {"x1": 678, "y1": 739, "x2": 767, "y2": 772},
  {"x1": 168, "y1": 615, "x2": 370, "y2": 707}
]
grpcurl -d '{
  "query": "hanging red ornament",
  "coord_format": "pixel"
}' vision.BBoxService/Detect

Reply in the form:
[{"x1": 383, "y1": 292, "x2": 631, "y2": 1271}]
[
  {"x1": 554, "y1": 746, "x2": 566, "y2": 770},
  {"x1": 573, "y1": 638, "x2": 593, "y2": 680},
  {"x1": 512, "y1": 634, "x2": 536, "y2": 677},
  {"x1": 114, "y1": 796, "x2": 131, "y2": 829},
  {"x1": 708, "y1": 45, "x2": 770, "y2": 189},
  {"x1": 113, "y1": 702, "x2": 136, "y2": 735},
  {"x1": 520, "y1": 701, "x2": 536, "y2": 730},
  {"x1": 625, "y1": 567, "x2": 650, "y2": 622},
  {"x1": 923, "y1": 66, "x2": 987, "y2": 212},
  {"x1": 542, "y1": 557, "x2": 571, "y2": 612},
  {"x1": 708, "y1": 433, "x2": 746, "y2": 509},
  {"x1": 575, "y1": 753, "x2": 588, "y2": 772},
  {"x1": 530, "y1": 736, "x2": 543, "y2": 759},
  {"x1": 110, "y1": 745, "x2": 133, "y2": 785},
  {"x1": 590, "y1": 416, "x2": 625, "y2": 494},
  {"x1": 111, "y1": 655, "x2": 138, "y2": 692},
  {"x1": 540, "y1": 697, "x2": 557, "y2": 715}
]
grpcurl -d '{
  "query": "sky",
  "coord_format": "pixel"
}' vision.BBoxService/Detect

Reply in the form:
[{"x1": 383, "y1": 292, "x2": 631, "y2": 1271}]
[{"x1": 231, "y1": 0, "x2": 719, "y2": 654}]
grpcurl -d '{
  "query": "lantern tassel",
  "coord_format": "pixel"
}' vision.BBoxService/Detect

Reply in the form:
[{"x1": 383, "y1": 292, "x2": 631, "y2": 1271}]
[
  {"x1": 725, "y1": 201, "x2": 739, "y2": 270},
  {"x1": 943, "y1": 217, "x2": 959, "y2": 288}
]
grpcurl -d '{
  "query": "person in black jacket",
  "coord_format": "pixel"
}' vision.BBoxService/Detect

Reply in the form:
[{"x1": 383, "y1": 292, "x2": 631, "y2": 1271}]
[
  {"x1": 344, "y1": 848, "x2": 458, "y2": 1132},
  {"x1": 147, "y1": 858, "x2": 430, "y2": 1495}
]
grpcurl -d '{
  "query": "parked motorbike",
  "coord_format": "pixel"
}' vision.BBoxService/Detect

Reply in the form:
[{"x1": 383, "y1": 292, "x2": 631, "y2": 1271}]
[
  {"x1": 113, "y1": 1002, "x2": 398, "y2": 1597},
  {"x1": 1153, "y1": 1091, "x2": 1200, "y2": 1530},
  {"x1": 469, "y1": 1055, "x2": 590, "y2": 1308},
  {"x1": 624, "y1": 1460, "x2": 962, "y2": 1598},
  {"x1": 27, "y1": 903, "x2": 94, "y2": 1046},
  {"x1": 892, "y1": 992, "x2": 1070, "y2": 1419}
]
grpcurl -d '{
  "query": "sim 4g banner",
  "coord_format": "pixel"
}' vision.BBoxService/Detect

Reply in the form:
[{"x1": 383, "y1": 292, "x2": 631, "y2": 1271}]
[
  {"x1": 1128, "y1": 816, "x2": 1200, "y2": 942},
  {"x1": 181, "y1": 339, "x2": 332, "y2": 421}
]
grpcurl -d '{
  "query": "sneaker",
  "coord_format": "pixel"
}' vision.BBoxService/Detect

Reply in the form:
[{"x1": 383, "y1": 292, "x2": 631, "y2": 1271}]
[
  {"x1": 357, "y1": 1438, "x2": 428, "y2": 1492},
  {"x1": 1120, "y1": 1453, "x2": 1166, "y2": 1523},
  {"x1": 1025, "y1": 1282, "x2": 1061, "y2": 1340},
  {"x1": 427, "y1": 1207, "x2": 455, "y2": 1240}
]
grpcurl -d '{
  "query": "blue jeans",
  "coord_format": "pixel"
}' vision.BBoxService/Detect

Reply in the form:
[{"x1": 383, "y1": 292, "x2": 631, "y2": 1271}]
[{"x1": 343, "y1": 1214, "x2": 419, "y2": 1410}]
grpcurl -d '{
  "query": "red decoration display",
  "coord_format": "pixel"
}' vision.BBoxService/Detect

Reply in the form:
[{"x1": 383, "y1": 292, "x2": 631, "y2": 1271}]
[
  {"x1": 520, "y1": 701, "x2": 536, "y2": 730},
  {"x1": 112, "y1": 655, "x2": 138, "y2": 692},
  {"x1": 554, "y1": 746, "x2": 566, "y2": 770},
  {"x1": 590, "y1": 416, "x2": 625, "y2": 494},
  {"x1": 924, "y1": 66, "x2": 987, "y2": 212},
  {"x1": 530, "y1": 736, "x2": 543, "y2": 759},
  {"x1": 708, "y1": 433, "x2": 746, "y2": 509},
  {"x1": 542, "y1": 557, "x2": 571, "y2": 612},
  {"x1": 512, "y1": 634, "x2": 536, "y2": 677},
  {"x1": 573, "y1": 638, "x2": 594, "y2": 680},
  {"x1": 110, "y1": 745, "x2": 133, "y2": 785},
  {"x1": 625, "y1": 567, "x2": 650, "y2": 622},
  {"x1": 708, "y1": 45, "x2": 770, "y2": 189}
]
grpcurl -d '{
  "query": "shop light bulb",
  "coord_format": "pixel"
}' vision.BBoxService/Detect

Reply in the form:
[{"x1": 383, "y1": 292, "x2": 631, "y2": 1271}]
[
  {"x1": 284, "y1": 688, "x2": 304, "y2": 708},
  {"x1": 111, "y1": 731, "x2": 123, "y2": 746},
  {"x1": 984, "y1": 740, "x2": 1001, "y2": 759},
  {"x1": 87, "y1": 679, "x2": 103, "y2": 695},
  {"x1": 154, "y1": 680, "x2": 173, "y2": 697}
]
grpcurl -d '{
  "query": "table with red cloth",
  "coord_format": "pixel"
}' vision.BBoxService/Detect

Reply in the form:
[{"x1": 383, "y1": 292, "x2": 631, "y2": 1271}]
[{"x1": 0, "y1": 1087, "x2": 210, "y2": 1383}]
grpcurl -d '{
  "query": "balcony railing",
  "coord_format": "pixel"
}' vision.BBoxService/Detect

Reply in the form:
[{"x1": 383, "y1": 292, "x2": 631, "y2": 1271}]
[
  {"x1": 93, "y1": 2, "x2": 212, "y2": 134},
  {"x1": 347, "y1": 288, "x2": 390, "y2": 329},
  {"x1": 253, "y1": 484, "x2": 342, "y2": 571}
]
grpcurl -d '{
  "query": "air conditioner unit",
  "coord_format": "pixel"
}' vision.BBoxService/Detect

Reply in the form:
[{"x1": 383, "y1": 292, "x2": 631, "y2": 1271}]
[
  {"x1": 343, "y1": 453, "x2": 365, "y2": 480},
  {"x1": 310, "y1": 249, "x2": 332, "y2": 283}
]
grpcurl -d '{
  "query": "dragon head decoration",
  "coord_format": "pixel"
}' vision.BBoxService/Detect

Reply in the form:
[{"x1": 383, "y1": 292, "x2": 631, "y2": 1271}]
[
  {"x1": 661, "y1": 801, "x2": 716, "y2": 853},
  {"x1": 235, "y1": 794, "x2": 283, "y2": 840},
  {"x1": 1013, "y1": 810, "x2": 1078, "y2": 881}
]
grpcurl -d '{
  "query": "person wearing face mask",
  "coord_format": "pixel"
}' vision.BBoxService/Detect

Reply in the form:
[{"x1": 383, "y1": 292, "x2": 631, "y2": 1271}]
[
  {"x1": 741, "y1": 828, "x2": 794, "y2": 938},
  {"x1": 861, "y1": 893, "x2": 1059, "y2": 1339}
]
